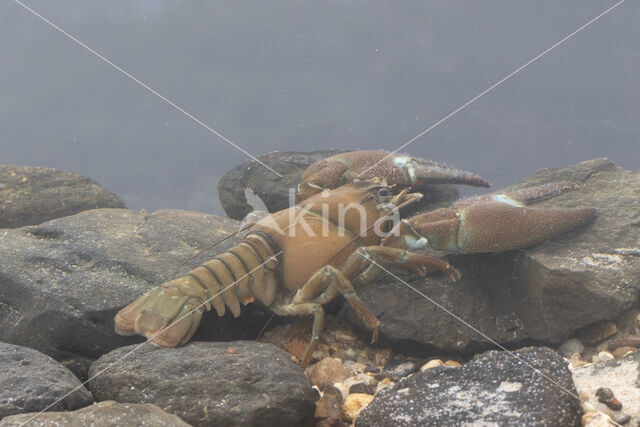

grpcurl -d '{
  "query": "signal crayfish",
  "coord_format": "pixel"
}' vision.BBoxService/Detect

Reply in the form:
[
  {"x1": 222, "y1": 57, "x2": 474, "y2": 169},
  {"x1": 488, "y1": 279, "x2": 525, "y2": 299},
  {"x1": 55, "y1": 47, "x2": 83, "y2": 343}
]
[{"x1": 115, "y1": 150, "x2": 596, "y2": 368}]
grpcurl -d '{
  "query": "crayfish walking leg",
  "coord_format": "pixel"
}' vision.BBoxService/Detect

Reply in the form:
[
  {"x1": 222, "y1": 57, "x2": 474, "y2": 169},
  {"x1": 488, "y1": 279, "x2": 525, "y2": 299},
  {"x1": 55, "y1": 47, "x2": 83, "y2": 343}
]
[
  {"x1": 273, "y1": 265, "x2": 380, "y2": 369},
  {"x1": 274, "y1": 250, "x2": 459, "y2": 369},
  {"x1": 273, "y1": 265, "x2": 382, "y2": 369}
]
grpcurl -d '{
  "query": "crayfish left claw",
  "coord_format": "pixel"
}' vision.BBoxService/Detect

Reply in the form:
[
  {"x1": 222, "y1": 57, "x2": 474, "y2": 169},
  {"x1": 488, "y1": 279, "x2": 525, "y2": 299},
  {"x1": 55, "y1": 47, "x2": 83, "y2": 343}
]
[{"x1": 297, "y1": 150, "x2": 491, "y2": 201}]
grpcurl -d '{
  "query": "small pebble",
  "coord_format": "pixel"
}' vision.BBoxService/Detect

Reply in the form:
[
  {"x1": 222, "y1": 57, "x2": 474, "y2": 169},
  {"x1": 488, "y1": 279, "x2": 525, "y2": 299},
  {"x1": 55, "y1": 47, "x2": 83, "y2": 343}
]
[
  {"x1": 309, "y1": 357, "x2": 351, "y2": 391},
  {"x1": 611, "y1": 346, "x2": 636, "y2": 358},
  {"x1": 311, "y1": 343, "x2": 332, "y2": 362},
  {"x1": 381, "y1": 358, "x2": 422, "y2": 379},
  {"x1": 576, "y1": 321, "x2": 617, "y2": 345},
  {"x1": 581, "y1": 411, "x2": 596, "y2": 426},
  {"x1": 420, "y1": 359, "x2": 444, "y2": 371},
  {"x1": 444, "y1": 360, "x2": 461, "y2": 367},
  {"x1": 596, "y1": 387, "x2": 622, "y2": 411},
  {"x1": 558, "y1": 338, "x2": 584, "y2": 358},
  {"x1": 566, "y1": 353, "x2": 590, "y2": 370},
  {"x1": 332, "y1": 382, "x2": 350, "y2": 400},
  {"x1": 349, "y1": 383, "x2": 375, "y2": 395},
  {"x1": 342, "y1": 393, "x2": 374, "y2": 422},
  {"x1": 581, "y1": 346, "x2": 598, "y2": 363},
  {"x1": 375, "y1": 378, "x2": 392, "y2": 394},
  {"x1": 343, "y1": 373, "x2": 377, "y2": 389},
  {"x1": 374, "y1": 349, "x2": 394, "y2": 366},
  {"x1": 581, "y1": 401, "x2": 596, "y2": 412},
  {"x1": 343, "y1": 361, "x2": 367, "y2": 374},
  {"x1": 597, "y1": 351, "x2": 614, "y2": 362},
  {"x1": 592, "y1": 354, "x2": 601, "y2": 363},
  {"x1": 613, "y1": 413, "x2": 631, "y2": 425},
  {"x1": 582, "y1": 411, "x2": 615, "y2": 427},
  {"x1": 314, "y1": 385, "x2": 343, "y2": 419}
]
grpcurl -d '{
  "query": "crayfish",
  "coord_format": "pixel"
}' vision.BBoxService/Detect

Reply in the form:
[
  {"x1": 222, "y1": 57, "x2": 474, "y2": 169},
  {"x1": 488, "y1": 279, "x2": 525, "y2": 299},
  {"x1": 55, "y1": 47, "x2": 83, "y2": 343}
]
[{"x1": 115, "y1": 150, "x2": 596, "y2": 368}]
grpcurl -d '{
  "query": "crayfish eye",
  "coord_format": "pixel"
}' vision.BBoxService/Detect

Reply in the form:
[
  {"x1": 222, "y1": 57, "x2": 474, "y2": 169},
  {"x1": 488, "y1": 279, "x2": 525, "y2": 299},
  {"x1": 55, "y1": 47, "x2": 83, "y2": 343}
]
[{"x1": 377, "y1": 188, "x2": 391, "y2": 198}]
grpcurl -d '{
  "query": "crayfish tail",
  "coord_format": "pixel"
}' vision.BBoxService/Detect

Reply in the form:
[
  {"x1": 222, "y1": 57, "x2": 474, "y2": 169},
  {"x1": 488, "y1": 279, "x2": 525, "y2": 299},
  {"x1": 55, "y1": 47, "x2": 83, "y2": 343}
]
[
  {"x1": 114, "y1": 277, "x2": 208, "y2": 347},
  {"x1": 114, "y1": 294, "x2": 146, "y2": 336}
]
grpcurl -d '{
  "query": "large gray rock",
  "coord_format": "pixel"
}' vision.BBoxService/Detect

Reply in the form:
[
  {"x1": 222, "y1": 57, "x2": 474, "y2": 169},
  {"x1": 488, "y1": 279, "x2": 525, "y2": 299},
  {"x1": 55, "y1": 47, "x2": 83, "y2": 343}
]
[
  {"x1": 344, "y1": 159, "x2": 640, "y2": 354},
  {"x1": 0, "y1": 208, "x2": 273, "y2": 378},
  {"x1": 0, "y1": 342, "x2": 93, "y2": 419},
  {"x1": 87, "y1": 341, "x2": 317, "y2": 427},
  {"x1": 357, "y1": 347, "x2": 581, "y2": 426},
  {"x1": 0, "y1": 401, "x2": 191, "y2": 426},
  {"x1": 218, "y1": 149, "x2": 344, "y2": 219},
  {"x1": 0, "y1": 165, "x2": 125, "y2": 228}
]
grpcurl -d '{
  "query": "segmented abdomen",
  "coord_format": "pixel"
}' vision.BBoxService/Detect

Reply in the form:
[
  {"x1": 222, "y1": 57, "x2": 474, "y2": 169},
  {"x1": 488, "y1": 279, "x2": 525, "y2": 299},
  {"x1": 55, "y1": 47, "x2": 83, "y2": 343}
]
[{"x1": 180, "y1": 231, "x2": 280, "y2": 317}]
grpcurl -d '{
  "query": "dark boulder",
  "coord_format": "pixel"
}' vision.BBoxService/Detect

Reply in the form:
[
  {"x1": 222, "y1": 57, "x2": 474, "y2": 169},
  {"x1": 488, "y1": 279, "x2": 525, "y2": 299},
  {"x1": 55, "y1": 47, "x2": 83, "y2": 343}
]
[
  {"x1": 87, "y1": 341, "x2": 317, "y2": 427},
  {"x1": 0, "y1": 401, "x2": 191, "y2": 426},
  {"x1": 0, "y1": 164, "x2": 124, "y2": 228},
  {"x1": 0, "y1": 341, "x2": 93, "y2": 419},
  {"x1": 357, "y1": 347, "x2": 581, "y2": 426}
]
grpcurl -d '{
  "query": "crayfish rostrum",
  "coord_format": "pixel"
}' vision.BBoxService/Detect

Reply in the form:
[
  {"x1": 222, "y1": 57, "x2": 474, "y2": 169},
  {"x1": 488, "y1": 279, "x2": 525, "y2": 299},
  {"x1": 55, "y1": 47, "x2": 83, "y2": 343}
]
[{"x1": 115, "y1": 150, "x2": 596, "y2": 368}]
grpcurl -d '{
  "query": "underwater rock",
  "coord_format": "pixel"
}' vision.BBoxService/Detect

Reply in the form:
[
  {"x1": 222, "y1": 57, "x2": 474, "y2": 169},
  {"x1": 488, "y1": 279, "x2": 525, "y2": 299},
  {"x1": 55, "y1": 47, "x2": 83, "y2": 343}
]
[
  {"x1": 309, "y1": 357, "x2": 351, "y2": 391},
  {"x1": 575, "y1": 320, "x2": 617, "y2": 346},
  {"x1": 356, "y1": 347, "x2": 581, "y2": 426},
  {"x1": 342, "y1": 393, "x2": 374, "y2": 423},
  {"x1": 0, "y1": 401, "x2": 191, "y2": 426},
  {"x1": 0, "y1": 208, "x2": 274, "y2": 379},
  {"x1": 0, "y1": 164, "x2": 124, "y2": 228},
  {"x1": 572, "y1": 346, "x2": 640, "y2": 424},
  {"x1": 218, "y1": 149, "x2": 345, "y2": 219},
  {"x1": 343, "y1": 159, "x2": 640, "y2": 355},
  {"x1": 314, "y1": 384, "x2": 343, "y2": 421},
  {"x1": 380, "y1": 357, "x2": 424, "y2": 380},
  {"x1": 87, "y1": 341, "x2": 317, "y2": 427},
  {"x1": 0, "y1": 341, "x2": 93, "y2": 419}
]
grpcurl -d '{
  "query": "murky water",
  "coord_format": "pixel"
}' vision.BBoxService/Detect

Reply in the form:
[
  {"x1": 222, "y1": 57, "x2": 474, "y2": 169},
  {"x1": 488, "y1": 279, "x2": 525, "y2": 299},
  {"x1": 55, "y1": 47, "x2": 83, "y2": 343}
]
[{"x1": 1, "y1": 1, "x2": 638, "y2": 214}]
